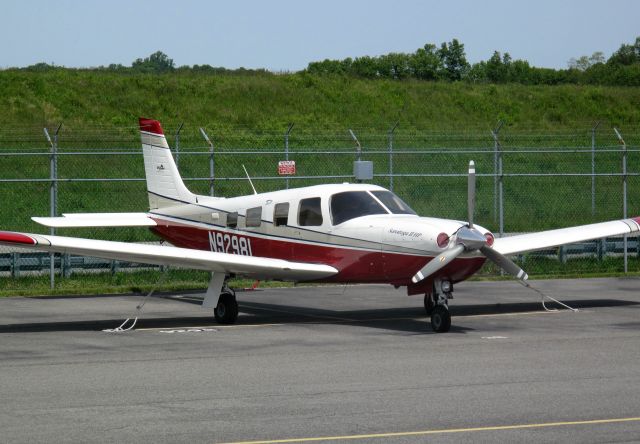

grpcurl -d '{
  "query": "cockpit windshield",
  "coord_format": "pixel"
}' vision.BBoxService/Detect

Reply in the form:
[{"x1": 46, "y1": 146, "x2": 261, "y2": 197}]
[
  {"x1": 330, "y1": 191, "x2": 388, "y2": 225},
  {"x1": 371, "y1": 191, "x2": 416, "y2": 215}
]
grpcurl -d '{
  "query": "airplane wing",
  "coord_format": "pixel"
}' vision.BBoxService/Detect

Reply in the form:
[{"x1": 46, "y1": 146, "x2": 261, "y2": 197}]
[
  {"x1": 32, "y1": 213, "x2": 156, "y2": 228},
  {"x1": 492, "y1": 217, "x2": 640, "y2": 256},
  {"x1": 0, "y1": 231, "x2": 337, "y2": 281}
]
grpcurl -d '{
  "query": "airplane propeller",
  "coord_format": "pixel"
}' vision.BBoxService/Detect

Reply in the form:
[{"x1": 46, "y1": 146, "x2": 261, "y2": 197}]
[{"x1": 411, "y1": 160, "x2": 529, "y2": 284}]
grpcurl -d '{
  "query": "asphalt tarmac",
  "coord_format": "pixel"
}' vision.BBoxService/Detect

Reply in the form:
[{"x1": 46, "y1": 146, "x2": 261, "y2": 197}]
[{"x1": 1, "y1": 277, "x2": 640, "y2": 443}]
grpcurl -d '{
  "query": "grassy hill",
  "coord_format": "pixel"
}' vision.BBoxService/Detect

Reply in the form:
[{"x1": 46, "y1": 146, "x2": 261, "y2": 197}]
[{"x1": 1, "y1": 69, "x2": 640, "y2": 132}]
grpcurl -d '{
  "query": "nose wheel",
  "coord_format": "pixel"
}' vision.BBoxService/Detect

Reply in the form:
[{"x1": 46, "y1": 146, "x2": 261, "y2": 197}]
[
  {"x1": 428, "y1": 279, "x2": 452, "y2": 333},
  {"x1": 430, "y1": 305, "x2": 451, "y2": 333}
]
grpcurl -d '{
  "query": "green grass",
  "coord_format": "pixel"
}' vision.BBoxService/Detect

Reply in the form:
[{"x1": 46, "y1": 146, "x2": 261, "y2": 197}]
[
  {"x1": 0, "y1": 269, "x2": 292, "y2": 298},
  {"x1": 2, "y1": 70, "x2": 640, "y2": 131}
]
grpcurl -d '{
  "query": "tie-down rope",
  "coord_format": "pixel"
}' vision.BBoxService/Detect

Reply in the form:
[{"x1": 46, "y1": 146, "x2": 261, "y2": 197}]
[
  {"x1": 518, "y1": 280, "x2": 578, "y2": 312},
  {"x1": 102, "y1": 271, "x2": 169, "y2": 333}
]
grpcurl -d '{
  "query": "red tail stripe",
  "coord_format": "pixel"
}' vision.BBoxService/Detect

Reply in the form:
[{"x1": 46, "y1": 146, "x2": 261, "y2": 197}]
[
  {"x1": 139, "y1": 118, "x2": 164, "y2": 135},
  {"x1": 0, "y1": 231, "x2": 36, "y2": 245}
]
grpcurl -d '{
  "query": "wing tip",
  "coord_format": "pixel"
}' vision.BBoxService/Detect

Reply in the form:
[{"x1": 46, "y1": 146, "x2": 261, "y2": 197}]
[{"x1": 0, "y1": 231, "x2": 36, "y2": 245}]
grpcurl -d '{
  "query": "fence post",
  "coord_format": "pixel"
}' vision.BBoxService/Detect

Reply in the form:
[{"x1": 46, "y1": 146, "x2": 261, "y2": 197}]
[
  {"x1": 613, "y1": 127, "x2": 627, "y2": 273},
  {"x1": 498, "y1": 150, "x2": 504, "y2": 238},
  {"x1": 491, "y1": 121, "x2": 503, "y2": 225},
  {"x1": 284, "y1": 123, "x2": 294, "y2": 189},
  {"x1": 174, "y1": 123, "x2": 183, "y2": 168},
  {"x1": 591, "y1": 121, "x2": 600, "y2": 217},
  {"x1": 11, "y1": 252, "x2": 19, "y2": 278},
  {"x1": 44, "y1": 123, "x2": 61, "y2": 289},
  {"x1": 349, "y1": 129, "x2": 362, "y2": 161},
  {"x1": 199, "y1": 128, "x2": 215, "y2": 196},
  {"x1": 388, "y1": 121, "x2": 399, "y2": 191}
]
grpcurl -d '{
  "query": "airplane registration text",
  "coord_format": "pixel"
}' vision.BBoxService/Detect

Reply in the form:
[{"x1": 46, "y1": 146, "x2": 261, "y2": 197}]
[{"x1": 208, "y1": 231, "x2": 253, "y2": 256}]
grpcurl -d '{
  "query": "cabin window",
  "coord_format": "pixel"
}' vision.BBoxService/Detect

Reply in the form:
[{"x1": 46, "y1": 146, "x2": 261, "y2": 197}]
[
  {"x1": 226, "y1": 212, "x2": 238, "y2": 229},
  {"x1": 298, "y1": 197, "x2": 323, "y2": 226},
  {"x1": 330, "y1": 191, "x2": 387, "y2": 225},
  {"x1": 246, "y1": 207, "x2": 262, "y2": 227},
  {"x1": 274, "y1": 203, "x2": 289, "y2": 227},
  {"x1": 371, "y1": 191, "x2": 416, "y2": 215}
]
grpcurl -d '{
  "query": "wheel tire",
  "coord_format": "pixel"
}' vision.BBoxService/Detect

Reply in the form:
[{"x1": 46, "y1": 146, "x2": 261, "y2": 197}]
[
  {"x1": 424, "y1": 294, "x2": 435, "y2": 315},
  {"x1": 214, "y1": 292, "x2": 238, "y2": 324},
  {"x1": 430, "y1": 305, "x2": 451, "y2": 333}
]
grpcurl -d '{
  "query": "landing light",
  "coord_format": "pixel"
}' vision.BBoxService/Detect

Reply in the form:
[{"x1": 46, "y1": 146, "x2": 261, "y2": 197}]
[
  {"x1": 436, "y1": 233, "x2": 449, "y2": 248},
  {"x1": 441, "y1": 280, "x2": 452, "y2": 293},
  {"x1": 485, "y1": 232, "x2": 495, "y2": 247}
]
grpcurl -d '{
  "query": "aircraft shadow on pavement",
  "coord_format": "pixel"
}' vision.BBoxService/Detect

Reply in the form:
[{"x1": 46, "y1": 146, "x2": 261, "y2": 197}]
[{"x1": 0, "y1": 297, "x2": 637, "y2": 334}]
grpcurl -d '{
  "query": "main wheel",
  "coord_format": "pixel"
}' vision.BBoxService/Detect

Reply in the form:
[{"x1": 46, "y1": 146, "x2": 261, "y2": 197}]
[
  {"x1": 424, "y1": 294, "x2": 435, "y2": 315},
  {"x1": 430, "y1": 305, "x2": 451, "y2": 333},
  {"x1": 214, "y1": 292, "x2": 238, "y2": 324}
]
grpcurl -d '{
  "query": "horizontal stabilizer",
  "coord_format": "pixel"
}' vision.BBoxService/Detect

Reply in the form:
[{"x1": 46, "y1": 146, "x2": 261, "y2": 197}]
[{"x1": 32, "y1": 213, "x2": 157, "y2": 228}]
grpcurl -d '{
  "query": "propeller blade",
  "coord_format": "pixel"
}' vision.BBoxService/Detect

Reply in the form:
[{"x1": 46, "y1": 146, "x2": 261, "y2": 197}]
[
  {"x1": 411, "y1": 244, "x2": 465, "y2": 284},
  {"x1": 480, "y1": 246, "x2": 529, "y2": 281},
  {"x1": 468, "y1": 160, "x2": 475, "y2": 228}
]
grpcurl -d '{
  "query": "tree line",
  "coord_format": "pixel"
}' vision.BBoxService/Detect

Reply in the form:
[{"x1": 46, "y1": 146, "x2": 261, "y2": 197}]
[
  {"x1": 306, "y1": 37, "x2": 640, "y2": 86},
  {"x1": 14, "y1": 37, "x2": 640, "y2": 86},
  {"x1": 19, "y1": 51, "x2": 271, "y2": 76}
]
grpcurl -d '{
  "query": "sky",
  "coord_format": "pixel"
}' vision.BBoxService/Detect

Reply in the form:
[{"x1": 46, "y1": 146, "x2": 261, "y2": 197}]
[{"x1": 1, "y1": 0, "x2": 639, "y2": 71}]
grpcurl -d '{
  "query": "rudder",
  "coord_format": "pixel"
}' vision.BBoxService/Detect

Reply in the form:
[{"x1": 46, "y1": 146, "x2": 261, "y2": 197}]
[{"x1": 139, "y1": 117, "x2": 195, "y2": 209}]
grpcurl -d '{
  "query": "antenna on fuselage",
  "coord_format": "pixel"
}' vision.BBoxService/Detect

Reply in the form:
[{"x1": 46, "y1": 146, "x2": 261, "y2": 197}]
[{"x1": 242, "y1": 164, "x2": 258, "y2": 195}]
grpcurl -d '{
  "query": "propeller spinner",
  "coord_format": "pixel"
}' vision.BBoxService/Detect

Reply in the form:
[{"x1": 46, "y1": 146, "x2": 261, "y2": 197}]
[{"x1": 411, "y1": 160, "x2": 529, "y2": 284}]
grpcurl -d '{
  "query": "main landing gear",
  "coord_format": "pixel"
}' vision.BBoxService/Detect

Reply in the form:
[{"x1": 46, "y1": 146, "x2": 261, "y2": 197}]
[
  {"x1": 203, "y1": 273, "x2": 239, "y2": 325},
  {"x1": 424, "y1": 278, "x2": 452, "y2": 333},
  {"x1": 214, "y1": 284, "x2": 238, "y2": 324}
]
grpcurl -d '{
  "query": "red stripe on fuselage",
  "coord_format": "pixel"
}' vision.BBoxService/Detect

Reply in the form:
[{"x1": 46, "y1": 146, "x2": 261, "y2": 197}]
[
  {"x1": 0, "y1": 231, "x2": 36, "y2": 245},
  {"x1": 150, "y1": 219, "x2": 486, "y2": 286}
]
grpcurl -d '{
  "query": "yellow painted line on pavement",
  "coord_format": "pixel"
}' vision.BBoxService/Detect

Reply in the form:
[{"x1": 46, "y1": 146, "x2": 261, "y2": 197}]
[{"x1": 217, "y1": 416, "x2": 640, "y2": 444}]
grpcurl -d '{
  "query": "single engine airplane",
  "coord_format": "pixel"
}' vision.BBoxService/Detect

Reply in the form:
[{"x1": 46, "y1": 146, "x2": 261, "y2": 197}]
[{"x1": 1, "y1": 118, "x2": 638, "y2": 332}]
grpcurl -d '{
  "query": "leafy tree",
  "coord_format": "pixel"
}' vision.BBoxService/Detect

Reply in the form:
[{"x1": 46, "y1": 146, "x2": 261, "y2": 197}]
[
  {"x1": 24, "y1": 62, "x2": 56, "y2": 72},
  {"x1": 437, "y1": 39, "x2": 469, "y2": 81},
  {"x1": 131, "y1": 51, "x2": 175, "y2": 73},
  {"x1": 378, "y1": 53, "x2": 411, "y2": 79},
  {"x1": 410, "y1": 44, "x2": 442, "y2": 80},
  {"x1": 307, "y1": 59, "x2": 345, "y2": 75},
  {"x1": 351, "y1": 56, "x2": 379, "y2": 78},
  {"x1": 485, "y1": 51, "x2": 510, "y2": 82},
  {"x1": 607, "y1": 37, "x2": 640, "y2": 65},
  {"x1": 568, "y1": 52, "x2": 606, "y2": 71}
]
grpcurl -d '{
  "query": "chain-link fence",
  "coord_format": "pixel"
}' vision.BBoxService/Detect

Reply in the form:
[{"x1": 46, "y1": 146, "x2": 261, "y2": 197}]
[{"x1": 1, "y1": 122, "x2": 639, "y2": 286}]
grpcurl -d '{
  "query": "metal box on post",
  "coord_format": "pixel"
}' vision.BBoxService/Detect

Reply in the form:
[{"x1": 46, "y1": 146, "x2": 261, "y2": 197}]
[{"x1": 353, "y1": 161, "x2": 373, "y2": 181}]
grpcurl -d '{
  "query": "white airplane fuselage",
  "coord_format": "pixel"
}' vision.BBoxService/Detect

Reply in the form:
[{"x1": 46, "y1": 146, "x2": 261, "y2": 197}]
[{"x1": 147, "y1": 183, "x2": 492, "y2": 295}]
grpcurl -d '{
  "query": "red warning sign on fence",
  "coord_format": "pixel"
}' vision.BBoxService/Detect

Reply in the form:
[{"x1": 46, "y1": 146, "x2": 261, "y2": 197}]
[{"x1": 278, "y1": 160, "x2": 296, "y2": 175}]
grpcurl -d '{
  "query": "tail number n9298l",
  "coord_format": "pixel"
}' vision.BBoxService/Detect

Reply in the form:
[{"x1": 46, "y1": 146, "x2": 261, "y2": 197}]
[{"x1": 208, "y1": 231, "x2": 253, "y2": 256}]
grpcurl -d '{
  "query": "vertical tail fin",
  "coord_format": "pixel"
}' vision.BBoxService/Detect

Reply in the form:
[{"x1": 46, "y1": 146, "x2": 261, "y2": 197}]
[{"x1": 139, "y1": 118, "x2": 195, "y2": 209}]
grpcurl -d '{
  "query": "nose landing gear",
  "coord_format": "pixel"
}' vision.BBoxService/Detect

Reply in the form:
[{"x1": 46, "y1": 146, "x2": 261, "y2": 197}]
[{"x1": 426, "y1": 279, "x2": 452, "y2": 333}]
